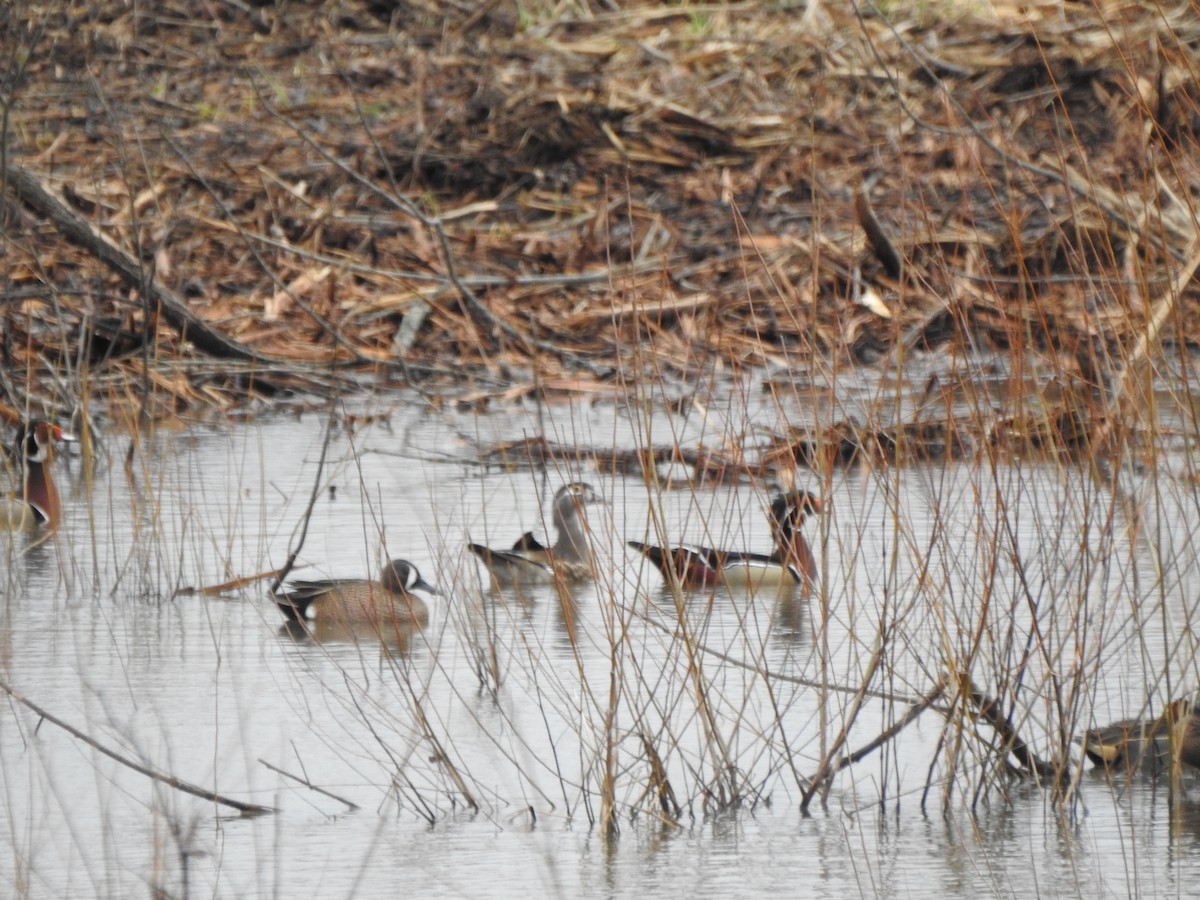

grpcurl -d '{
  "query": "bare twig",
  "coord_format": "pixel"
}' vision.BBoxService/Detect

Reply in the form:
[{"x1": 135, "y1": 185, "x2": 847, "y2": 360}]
[
  {"x1": 269, "y1": 400, "x2": 339, "y2": 594},
  {"x1": 249, "y1": 83, "x2": 612, "y2": 377},
  {"x1": 0, "y1": 676, "x2": 274, "y2": 816},
  {"x1": 800, "y1": 639, "x2": 886, "y2": 812},
  {"x1": 258, "y1": 758, "x2": 360, "y2": 811},
  {"x1": 819, "y1": 681, "x2": 946, "y2": 777}
]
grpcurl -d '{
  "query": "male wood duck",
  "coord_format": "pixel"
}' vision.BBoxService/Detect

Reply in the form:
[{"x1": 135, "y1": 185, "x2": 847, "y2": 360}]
[
  {"x1": 272, "y1": 558, "x2": 439, "y2": 629},
  {"x1": 0, "y1": 420, "x2": 75, "y2": 532},
  {"x1": 1079, "y1": 698, "x2": 1200, "y2": 775},
  {"x1": 629, "y1": 490, "x2": 823, "y2": 591},
  {"x1": 626, "y1": 542, "x2": 722, "y2": 589},
  {"x1": 468, "y1": 482, "x2": 605, "y2": 587}
]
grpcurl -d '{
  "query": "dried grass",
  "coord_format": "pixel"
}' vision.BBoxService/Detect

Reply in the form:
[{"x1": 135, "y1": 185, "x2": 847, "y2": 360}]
[{"x1": 1, "y1": 0, "x2": 1197, "y2": 427}]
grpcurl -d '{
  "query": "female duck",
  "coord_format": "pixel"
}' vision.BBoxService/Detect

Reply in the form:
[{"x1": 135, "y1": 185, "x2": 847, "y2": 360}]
[
  {"x1": 273, "y1": 558, "x2": 439, "y2": 629},
  {"x1": 1, "y1": 420, "x2": 74, "y2": 532},
  {"x1": 468, "y1": 482, "x2": 605, "y2": 587},
  {"x1": 1079, "y1": 698, "x2": 1200, "y2": 774},
  {"x1": 629, "y1": 490, "x2": 823, "y2": 592}
]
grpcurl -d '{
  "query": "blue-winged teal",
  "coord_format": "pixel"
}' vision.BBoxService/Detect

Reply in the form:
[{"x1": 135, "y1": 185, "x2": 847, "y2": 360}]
[
  {"x1": 1080, "y1": 698, "x2": 1200, "y2": 774},
  {"x1": 273, "y1": 558, "x2": 439, "y2": 629},
  {"x1": 468, "y1": 482, "x2": 605, "y2": 586},
  {"x1": 629, "y1": 490, "x2": 823, "y2": 591},
  {"x1": 0, "y1": 421, "x2": 74, "y2": 532}
]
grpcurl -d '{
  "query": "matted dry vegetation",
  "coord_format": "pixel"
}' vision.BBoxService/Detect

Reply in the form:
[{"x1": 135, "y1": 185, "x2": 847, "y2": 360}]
[
  {"x1": 6, "y1": 3, "x2": 1200, "y2": 859},
  {"x1": 2, "y1": 0, "x2": 1199, "y2": 432}
]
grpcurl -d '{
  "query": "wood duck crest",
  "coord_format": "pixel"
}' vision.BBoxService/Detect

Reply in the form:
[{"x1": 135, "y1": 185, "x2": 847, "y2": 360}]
[
  {"x1": 1079, "y1": 698, "x2": 1200, "y2": 775},
  {"x1": 629, "y1": 489, "x2": 823, "y2": 591},
  {"x1": 272, "y1": 558, "x2": 440, "y2": 628},
  {"x1": 1, "y1": 420, "x2": 75, "y2": 532},
  {"x1": 468, "y1": 481, "x2": 606, "y2": 587}
]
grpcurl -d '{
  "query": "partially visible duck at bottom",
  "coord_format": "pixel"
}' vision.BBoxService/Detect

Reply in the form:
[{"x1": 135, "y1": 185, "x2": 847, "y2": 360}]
[
  {"x1": 1079, "y1": 698, "x2": 1200, "y2": 775},
  {"x1": 629, "y1": 490, "x2": 823, "y2": 592},
  {"x1": 272, "y1": 558, "x2": 439, "y2": 640},
  {"x1": 0, "y1": 420, "x2": 75, "y2": 532},
  {"x1": 468, "y1": 482, "x2": 605, "y2": 588}
]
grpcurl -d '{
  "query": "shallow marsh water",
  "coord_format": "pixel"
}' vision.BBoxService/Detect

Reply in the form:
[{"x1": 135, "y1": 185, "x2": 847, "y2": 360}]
[{"x1": 2, "y1": 380, "x2": 1200, "y2": 898}]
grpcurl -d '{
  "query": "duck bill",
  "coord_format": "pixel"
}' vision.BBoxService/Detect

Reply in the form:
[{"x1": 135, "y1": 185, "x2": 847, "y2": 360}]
[{"x1": 415, "y1": 576, "x2": 443, "y2": 596}]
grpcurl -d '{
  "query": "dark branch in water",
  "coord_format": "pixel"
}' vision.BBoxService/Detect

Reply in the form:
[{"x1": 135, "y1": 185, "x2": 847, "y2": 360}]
[
  {"x1": 854, "y1": 179, "x2": 903, "y2": 281},
  {"x1": 964, "y1": 676, "x2": 1060, "y2": 781},
  {"x1": 258, "y1": 758, "x2": 359, "y2": 812},
  {"x1": 269, "y1": 399, "x2": 339, "y2": 595},
  {"x1": 824, "y1": 682, "x2": 946, "y2": 775},
  {"x1": 0, "y1": 676, "x2": 275, "y2": 817}
]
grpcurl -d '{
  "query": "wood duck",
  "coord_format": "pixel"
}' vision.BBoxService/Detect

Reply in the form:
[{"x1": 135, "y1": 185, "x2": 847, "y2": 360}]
[
  {"x1": 1079, "y1": 698, "x2": 1200, "y2": 775},
  {"x1": 629, "y1": 490, "x2": 823, "y2": 591},
  {"x1": 0, "y1": 420, "x2": 75, "y2": 532},
  {"x1": 468, "y1": 482, "x2": 605, "y2": 586},
  {"x1": 626, "y1": 543, "x2": 721, "y2": 589},
  {"x1": 272, "y1": 558, "x2": 439, "y2": 629}
]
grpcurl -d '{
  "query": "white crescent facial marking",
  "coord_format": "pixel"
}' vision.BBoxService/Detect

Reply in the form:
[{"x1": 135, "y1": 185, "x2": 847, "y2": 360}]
[
  {"x1": 26, "y1": 432, "x2": 49, "y2": 464},
  {"x1": 402, "y1": 563, "x2": 419, "y2": 590}
]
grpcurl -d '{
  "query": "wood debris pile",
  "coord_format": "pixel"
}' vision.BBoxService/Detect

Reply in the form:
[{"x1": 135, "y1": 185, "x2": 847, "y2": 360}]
[{"x1": 3, "y1": 0, "x2": 1199, "y2": 421}]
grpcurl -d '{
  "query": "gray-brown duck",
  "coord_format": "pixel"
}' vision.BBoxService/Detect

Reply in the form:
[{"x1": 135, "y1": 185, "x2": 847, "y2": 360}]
[
  {"x1": 1079, "y1": 698, "x2": 1200, "y2": 775},
  {"x1": 468, "y1": 482, "x2": 605, "y2": 587}
]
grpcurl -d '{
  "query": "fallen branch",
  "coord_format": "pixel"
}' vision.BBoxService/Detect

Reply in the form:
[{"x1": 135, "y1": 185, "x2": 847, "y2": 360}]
[
  {"x1": 172, "y1": 567, "x2": 286, "y2": 597},
  {"x1": 963, "y1": 676, "x2": 1058, "y2": 780},
  {"x1": 854, "y1": 179, "x2": 903, "y2": 280},
  {"x1": 3, "y1": 160, "x2": 269, "y2": 365},
  {"x1": 634, "y1": 604, "x2": 923, "y2": 703},
  {"x1": 0, "y1": 676, "x2": 275, "y2": 817},
  {"x1": 820, "y1": 681, "x2": 945, "y2": 776},
  {"x1": 259, "y1": 757, "x2": 359, "y2": 811}
]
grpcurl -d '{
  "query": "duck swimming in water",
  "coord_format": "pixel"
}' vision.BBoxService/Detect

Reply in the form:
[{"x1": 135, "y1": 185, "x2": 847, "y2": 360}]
[
  {"x1": 273, "y1": 558, "x2": 439, "y2": 630},
  {"x1": 1079, "y1": 698, "x2": 1200, "y2": 775},
  {"x1": 629, "y1": 490, "x2": 823, "y2": 592},
  {"x1": 468, "y1": 482, "x2": 605, "y2": 587},
  {"x1": 0, "y1": 420, "x2": 75, "y2": 532}
]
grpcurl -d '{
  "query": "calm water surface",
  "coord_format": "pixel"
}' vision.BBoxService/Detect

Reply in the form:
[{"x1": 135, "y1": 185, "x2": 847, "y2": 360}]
[{"x1": 1, "y1": 384, "x2": 1199, "y2": 898}]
